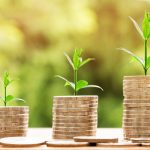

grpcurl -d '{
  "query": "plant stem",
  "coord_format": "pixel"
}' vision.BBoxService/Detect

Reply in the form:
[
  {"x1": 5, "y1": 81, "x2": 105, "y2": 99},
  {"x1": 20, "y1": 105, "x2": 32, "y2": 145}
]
[
  {"x1": 4, "y1": 86, "x2": 6, "y2": 106},
  {"x1": 74, "y1": 70, "x2": 78, "y2": 95},
  {"x1": 144, "y1": 39, "x2": 148, "y2": 75}
]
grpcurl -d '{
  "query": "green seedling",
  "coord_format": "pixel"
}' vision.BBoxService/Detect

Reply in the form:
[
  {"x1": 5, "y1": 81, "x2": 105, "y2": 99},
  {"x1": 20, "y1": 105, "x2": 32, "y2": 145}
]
[
  {"x1": 0, "y1": 72, "x2": 25, "y2": 106},
  {"x1": 56, "y1": 48, "x2": 103, "y2": 95},
  {"x1": 118, "y1": 12, "x2": 150, "y2": 75}
]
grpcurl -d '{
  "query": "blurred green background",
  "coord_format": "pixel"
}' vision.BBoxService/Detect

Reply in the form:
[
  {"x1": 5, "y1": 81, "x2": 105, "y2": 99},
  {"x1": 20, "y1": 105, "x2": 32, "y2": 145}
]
[{"x1": 0, "y1": 0, "x2": 149, "y2": 127}]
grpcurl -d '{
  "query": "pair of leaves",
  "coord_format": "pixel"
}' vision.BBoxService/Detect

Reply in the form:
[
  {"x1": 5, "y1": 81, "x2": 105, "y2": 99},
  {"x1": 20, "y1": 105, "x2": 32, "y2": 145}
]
[
  {"x1": 65, "y1": 78, "x2": 89, "y2": 92},
  {"x1": 56, "y1": 75, "x2": 103, "y2": 92},
  {"x1": 64, "y1": 48, "x2": 94, "y2": 71},
  {"x1": 73, "y1": 48, "x2": 83, "y2": 70},
  {"x1": 118, "y1": 48, "x2": 150, "y2": 71},
  {"x1": 3, "y1": 72, "x2": 14, "y2": 87},
  {"x1": 0, "y1": 95, "x2": 25, "y2": 103},
  {"x1": 129, "y1": 12, "x2": 150, "y2": 40},
  {"x1": 118, "y1": 48, "x2": 144, "y2": 68}
]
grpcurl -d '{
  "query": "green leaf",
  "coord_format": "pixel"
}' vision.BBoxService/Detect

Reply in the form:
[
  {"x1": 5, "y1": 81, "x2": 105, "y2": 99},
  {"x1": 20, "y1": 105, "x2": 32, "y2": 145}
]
[
  {"x1": 118, "y1": 48, "x2": 145, "y2": 69},
  {"x1": 82, "y1": 85, "x2": 103, "y2": 91},
  {"x1": 147, "y1": 56, "x2": 150, "y2": 69},
  {"x1": 76, "y1": 80, "x2": 88, "y2": 91},
  {"x1": 80, "y1": 58, "x2": 95, "y2": 68},
  {"x1": 142, "y1": 12, "x2": 150, "y2": 39},
  {"x1": 73, "y1": 48, "x2": 83, "y2": 70},
  {"x1": 55, "y1": 75, "x2": 75, "y2": 90},
  {"x1": 64, "y1": 52, "x2": 74, "y2": 69},
  {"x1": 6, "y1": 95, "x2": 14, "y2": 102},
  {"x1": 129, "y1": 16, "x2": 144, "y2": 39}
]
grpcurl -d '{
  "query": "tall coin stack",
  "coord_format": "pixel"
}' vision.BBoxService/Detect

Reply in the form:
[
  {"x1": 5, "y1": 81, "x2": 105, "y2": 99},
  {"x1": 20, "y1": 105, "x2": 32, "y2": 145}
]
[
  {"x1": 52, "y1": 96, "x2": 98, "y2": 139},
  {"x1": 0, "y1": 106, "x2": 29, "y2": 137},
  {"x1": 123, "y1": 76, "x2": 150, "y2": 140}
]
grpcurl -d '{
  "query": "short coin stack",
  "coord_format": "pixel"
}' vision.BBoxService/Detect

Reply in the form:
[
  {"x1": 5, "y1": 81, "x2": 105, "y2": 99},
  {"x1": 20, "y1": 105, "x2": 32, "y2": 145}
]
[
  {"x1": 0, "y1": 106, "x2": 29, "y2": 137},
  {"x1": 52, "y1": 96, "x2": 98, "y2": 139},
  {"x1": 123, "y1": 76, "x2": 150, "y2": 140}
]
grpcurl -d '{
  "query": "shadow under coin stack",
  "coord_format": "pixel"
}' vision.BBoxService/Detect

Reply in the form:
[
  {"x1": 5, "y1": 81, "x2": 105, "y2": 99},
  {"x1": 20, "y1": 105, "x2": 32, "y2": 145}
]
[
  {"x1": 123, "y1": 76, "x2": 150, "y2": 140},
  {"x1": 0, "y1": 106, "x2": 29, "y2": 137},
  {"x1": 52, "y1": 96, "x2": 98, "y2": 139}
]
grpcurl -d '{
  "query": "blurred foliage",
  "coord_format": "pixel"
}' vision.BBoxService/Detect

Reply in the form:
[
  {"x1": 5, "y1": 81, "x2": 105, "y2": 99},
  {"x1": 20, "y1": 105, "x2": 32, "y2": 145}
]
[{"x1": 0, "y1": 0, "x2": 150, "y2": 127}]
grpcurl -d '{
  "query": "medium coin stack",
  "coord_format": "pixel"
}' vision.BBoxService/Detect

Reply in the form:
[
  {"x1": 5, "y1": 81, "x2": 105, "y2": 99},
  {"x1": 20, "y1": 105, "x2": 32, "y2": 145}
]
[
  {"x1": 52, "y1": 96, "x2": 98, "y2": 139},
  {"x1": 0, "y1": 106, "x2": 29, "y2": 137},
  {"x1": 123, "y1": 76, "x2": 150, "y2": 140}
]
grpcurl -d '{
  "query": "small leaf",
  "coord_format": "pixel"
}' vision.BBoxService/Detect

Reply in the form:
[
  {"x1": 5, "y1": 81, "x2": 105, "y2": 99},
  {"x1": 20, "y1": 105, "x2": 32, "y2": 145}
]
[
  {"x1": 117, "y1": 48, "x2": 145, "y2": 69},
  {"x1": 142, "y1": 12, "x2": 150, "y2": 39},
  {"x1": 80, "y1": 58, "x2": 95, "y2": 68},
  {"x1": 64, "y1": 52, "x2": 74, "y2": 69},
  {"x1": 6, "y1": 95, "x2": 14, "y2": 102},
  {"x1": 55, "y1": 75, "x2": 75, "y2": 90},
  {"x1": 73, "y1": 48, "x2": 83, "y2": 70},
  {"x1": 129, "y1": 16, "x2": 144, "y2": 39},
  {"x1": 64, "y1": 81, "x2": 75, "y2": 89},
  {"x1": 3, "y1": 72, "x2": 10, "y2": 87},
  {"x1": 76, "y1": 80, "x2": 88, "y2": 91},
  {"x1": 81, "y1": 85, "x2": 103, "y2": 91}
]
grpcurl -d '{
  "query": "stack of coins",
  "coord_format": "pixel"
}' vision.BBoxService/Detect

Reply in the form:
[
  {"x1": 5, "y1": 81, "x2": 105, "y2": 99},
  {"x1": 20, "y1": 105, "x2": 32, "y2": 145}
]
[
  {"x1": 123, "y1": 76, "x2": 150, "y2": 140},
  {"x1": 52, "y1": 96, "x2": 98, "y2": 139},
  {"x1": 0, "y1": 106, "x2": 29, "y2": 137}
]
